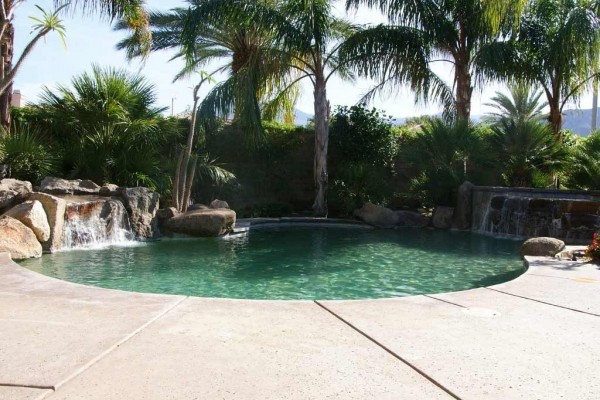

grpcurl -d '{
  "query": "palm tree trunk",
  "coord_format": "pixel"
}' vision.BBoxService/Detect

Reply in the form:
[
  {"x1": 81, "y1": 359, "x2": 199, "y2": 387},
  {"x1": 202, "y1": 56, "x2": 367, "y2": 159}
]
[
  {"x1": 455, "y1": 60, "x2": 472, "y2": 121},
  {"x1": 0, "y1": 2, "x2": 13, "y2": 131},
  {"x1": 548, "y1": 100, "x2": 563, "y2": 141},
  {"x1": 176, "y1": 83, "x2": 201, "y2": 212},
  {"x1": 181, "y1": 155, "x2": 198, "y2": 213},
  {"x1": 312, "y1": 68, "x2": 328, "y2": 217}
]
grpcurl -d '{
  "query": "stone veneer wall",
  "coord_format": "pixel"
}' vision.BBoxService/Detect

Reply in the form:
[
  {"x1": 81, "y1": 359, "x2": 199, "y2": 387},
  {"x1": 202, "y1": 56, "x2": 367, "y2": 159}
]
[{"x1": 471, "y1": 186, "x2": 600, "y2": 244}]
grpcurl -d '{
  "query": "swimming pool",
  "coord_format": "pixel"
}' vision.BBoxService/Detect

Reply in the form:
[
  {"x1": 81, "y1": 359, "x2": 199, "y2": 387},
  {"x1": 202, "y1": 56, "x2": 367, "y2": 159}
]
[{"x1": 21, "y1": 226, "x2": 525, "y2": 300}]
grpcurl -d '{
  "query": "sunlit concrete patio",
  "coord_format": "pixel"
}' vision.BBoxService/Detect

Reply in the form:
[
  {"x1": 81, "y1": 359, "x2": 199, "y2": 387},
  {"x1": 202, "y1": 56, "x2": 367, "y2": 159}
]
[{"x1": 1, "y1": 251, "x2": 599, "y2": 400}]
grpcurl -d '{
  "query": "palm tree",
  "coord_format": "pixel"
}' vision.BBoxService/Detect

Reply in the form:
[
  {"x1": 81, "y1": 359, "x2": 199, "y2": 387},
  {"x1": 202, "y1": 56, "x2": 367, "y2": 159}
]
[
  {"x1": 116, "y1": 0, "x2": 301, "y2": 147},
  {"x1": 494, "y1": 0, "x2": 600, "y2": 138},
  {"x1": 485, "y1": 83, "x2": 547, "y2": 126},
  {"x1": 341, "y1": 0, "x2": 526, "y2": 121},
  {"x1": 178, "y1": 0, "x2": 355, "y2": 216},
  {"x1": 0, "y1": 0, "x2": 149, "y2": 130}
]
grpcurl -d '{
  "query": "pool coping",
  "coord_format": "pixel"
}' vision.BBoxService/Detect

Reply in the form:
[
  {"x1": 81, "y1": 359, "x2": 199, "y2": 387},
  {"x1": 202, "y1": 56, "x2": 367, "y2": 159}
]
[{"x1": 1, "y1": 243, "x2": 599, "y2": 399}]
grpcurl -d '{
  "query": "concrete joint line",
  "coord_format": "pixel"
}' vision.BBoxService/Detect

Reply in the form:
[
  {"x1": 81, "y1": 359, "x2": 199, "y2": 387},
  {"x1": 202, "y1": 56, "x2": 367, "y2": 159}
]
[
  {"x1": 313, "y1": 300, "x2": 462, "y2": 400},
  {"x1": 485, "y1": 288, "x2": 600, "y2": 317},
  {"x1": 424, "y1": 295, "x2": 467, "y2": 308},
  {"x1": 39, "y1": 296, "x2": 189, "y2": 399},
  {"x1": 0, "y1": 383, "x2": 53, "y2": 390}
]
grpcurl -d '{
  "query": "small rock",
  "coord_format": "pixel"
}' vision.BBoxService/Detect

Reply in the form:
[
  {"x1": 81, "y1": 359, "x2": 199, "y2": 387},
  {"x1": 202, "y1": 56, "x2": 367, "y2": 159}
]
[
  {"x1": 0, "y1": 215, "x2": 42, "y2": 259},
  {"x1": 4, "y1": 200, "x2": 50, "y2": 242},
  {"x1": 209, "y1": 199, "x2": 230, "y2": 209},
  {"x1": 521, "y1": 237, "x2": 565, "y2": 257},
  {"x1": 433, "y1": 206, "x2": 455, "y2": 229}
]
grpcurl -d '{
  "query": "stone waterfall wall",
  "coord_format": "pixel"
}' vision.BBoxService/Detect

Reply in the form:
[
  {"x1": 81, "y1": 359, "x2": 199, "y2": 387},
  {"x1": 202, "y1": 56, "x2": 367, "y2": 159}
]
[{"x1": 472, "y1": 186, "x2": 600, "y2": 244}]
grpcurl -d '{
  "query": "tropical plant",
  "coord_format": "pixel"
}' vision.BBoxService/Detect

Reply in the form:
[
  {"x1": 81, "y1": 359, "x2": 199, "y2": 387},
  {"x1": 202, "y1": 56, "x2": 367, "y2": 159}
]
[
  {"x1": 0, "y1": 123, "x2": 58, "y2": 183},
  {"x1": 566, "y1": 130, "x2": 600, "y2": 189},
  {"x1": 403, "y1": 119, "x2": 487, "y2": 206},
  {"x1": 177, "y1": 0, "x2": 356, "y2": 216},
  {"x1": 494, "y1": 0, "x2": 600, "y2": 138},
  {"x1": 485, "y1": 83, "x2": 547, "y2": 125},
  {"x1": 342, "y1": 0, "x2": 526, "y2": 121},
  {"x1": 32, "y1": 65, "x2": 168, "y2": 187},
  {"x1": 0, "y1": 0, "x2": 150, "y2": 128},
  {"x1": 585, "y1": 232, "x2": 600, "y2": 261},
  {"x1": 488, "y1": 119, "x2": 566, "y2": 187}
]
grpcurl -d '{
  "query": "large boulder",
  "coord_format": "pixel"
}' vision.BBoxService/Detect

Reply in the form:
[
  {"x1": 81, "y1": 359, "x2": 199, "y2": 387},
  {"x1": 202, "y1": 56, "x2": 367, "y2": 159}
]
[
  {"x1": 432, "y1": 206, "x2": 455, "y2": 229},
  {"x1": 156, "y1": 207, "x2": 180, "y2": 235},
  {"x1": 394, "y1": 210, "x2": 431, "y2": 228},
  {"x1": 353, "y1": 202, "x2": 397, "y2": 228},
  {"x1": 120, "y1": 187, "x2": 160, "y2": 239},
  {"x1": 28, "y1": 192, "x2": 67, "y2": 252},
  {"x1": 521, "y1": 237, "x2": 566, "y2": 257},
  {"x1": 3, "y1": 200, "x2": 50, "y2": 242},
  {"x1": 166, "y1": 208, "x2": 236, "y2": 237},
  {"x1": 188, "y1": 203, "x2": 209, "y2": 211},
  {"x1": 39, "y1": 177, "x2": 100, "y2": 195},
  {"x1": 0, "y1": 216, "x2": 42, "y2": 259},
  {"x1": 209, "y1": 199, "x2": 230, "y2": 209},
  {"x1": 453, "y1": 181, "x2": 474, "y2": 230},
  {"x1": 0, "y1": 178, "x2": 32, "y2": 211}
]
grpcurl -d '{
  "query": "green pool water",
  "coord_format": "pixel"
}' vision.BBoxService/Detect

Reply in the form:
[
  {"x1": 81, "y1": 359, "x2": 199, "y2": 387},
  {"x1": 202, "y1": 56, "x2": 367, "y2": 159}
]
[{"x1": 20, "y1": 226, "x2": 525, "y2": 300}]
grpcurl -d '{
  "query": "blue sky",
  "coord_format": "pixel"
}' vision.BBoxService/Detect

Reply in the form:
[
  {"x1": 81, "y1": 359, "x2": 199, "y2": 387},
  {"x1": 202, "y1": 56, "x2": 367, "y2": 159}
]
[{"x1": 11, "y1": 0, "x2": 595, "y2": 119}]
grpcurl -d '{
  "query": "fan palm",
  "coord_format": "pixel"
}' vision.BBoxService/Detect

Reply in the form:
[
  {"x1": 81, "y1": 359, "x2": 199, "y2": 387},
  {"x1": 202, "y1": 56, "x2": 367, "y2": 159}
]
[
  {"x1": 567, "y1": 131, "x2": 600, "y2": 189},
  {"x1": 342, "y1": 0, "x2": 526, "y2": 121},
  {"x1": 177, "y1": 0, "x2": 356, "y2": 216}
]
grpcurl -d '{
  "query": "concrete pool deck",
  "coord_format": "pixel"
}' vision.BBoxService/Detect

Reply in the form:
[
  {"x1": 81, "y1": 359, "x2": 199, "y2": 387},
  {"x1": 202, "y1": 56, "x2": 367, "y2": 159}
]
[{"x1": 1, "y1": 252, "x2": 599, "y2": 400}]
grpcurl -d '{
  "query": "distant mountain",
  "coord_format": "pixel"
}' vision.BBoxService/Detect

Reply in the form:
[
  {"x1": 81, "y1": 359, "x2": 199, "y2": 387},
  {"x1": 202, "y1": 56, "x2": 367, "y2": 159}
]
[{"x1": 295, "y1": 108, "x2": 598, "y2": 136}]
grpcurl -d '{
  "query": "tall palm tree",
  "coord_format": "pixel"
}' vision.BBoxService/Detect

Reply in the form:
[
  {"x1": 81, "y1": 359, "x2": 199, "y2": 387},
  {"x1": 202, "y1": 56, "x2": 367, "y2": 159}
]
[
  {"x1": 0, "y1": 0, "x2": 149, "y2": 130},
  {"x1": 494, "y1": 0, "x2": 600, "y2": 139},
  {"x1": 341, "y1": 0, "x2": 526, "y2": 121},
  {"x1": 116, "y1": 1, "x2": 300, "y2": 147},
  {"x1": 178, "y1": 0, "x2": 355, "y2": 216}
]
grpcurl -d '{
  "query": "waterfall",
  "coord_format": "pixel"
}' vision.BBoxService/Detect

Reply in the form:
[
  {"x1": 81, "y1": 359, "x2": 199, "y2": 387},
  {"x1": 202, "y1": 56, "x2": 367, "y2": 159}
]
[
  {"x1": 472, "y1": 187, "x2": 600, "y2": 243},
  {"x1": 62, "y1": 199, "x2": 135, "y2": 250}
]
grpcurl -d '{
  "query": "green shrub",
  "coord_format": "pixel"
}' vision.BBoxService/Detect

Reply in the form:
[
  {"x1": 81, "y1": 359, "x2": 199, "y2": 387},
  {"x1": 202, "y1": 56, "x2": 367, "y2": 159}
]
[{"x1": 565, "y1": 130, "x2": 600, "y2": 189}]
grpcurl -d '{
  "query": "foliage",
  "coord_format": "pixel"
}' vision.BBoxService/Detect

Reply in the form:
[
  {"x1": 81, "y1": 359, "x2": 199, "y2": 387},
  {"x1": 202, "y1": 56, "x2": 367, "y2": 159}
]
[
  {"x1": 328, "y1": 105, "x2": 398, "y2": 212},
  {"x1": 488, "y1": 119, "x2": 566, "y2": 187},
  {"x1": 586, "y1": 232, "x2": 600, "y2": 261},
  {"x1": 402, "y1": 119, "x2": 488, "y2": 206},
  {"x1": 0, "y1": 124, "x2": 58, "y2": 183},
  {"x1": 565, "y1": 130, "x2": 600, "y2": 189},
  {"x1": 329, "y1": 105, "x2": 397, "y2": 166}
]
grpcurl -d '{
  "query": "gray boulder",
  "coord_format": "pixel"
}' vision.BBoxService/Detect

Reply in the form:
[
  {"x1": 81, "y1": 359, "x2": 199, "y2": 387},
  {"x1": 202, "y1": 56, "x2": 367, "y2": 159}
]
[
  {"x1": 521, "y1": 237, "x2": 566, "y2": 257},
  {"x1": 28, "y1": 192, "x2": 67, "y2": 252},
  {"x1": 4, "y1": 200, "x2": 50, "y2": 242},
  {"x1": 121, "y1": 187, "x2": 160, "y2": 239},
  {"x1": 39, "y1": 177, "x2": 100, "y2": 195},
  {"x1": 166, "y1": 208, "x2": 236, "y2": 237},
  {"x1": 453, "y1": 181, "x2": 474, "y2": 230},
  {"x1": 209, "y1": 199, "x2": 230, "y2": 209},
  {"x1": 353, "y1": 202, "x2": 397, "y2": 228},
  {"x1": 0, "y1": 178, "x2": 32, "y2": 211},
  {"x1": 188, "y1": 203, "x2": 209, "y2": 211},
  {"x1": 394, "y1": 210, "x2": 430, "y2": 228},
  {"x1": 0, "y1": 216, "x2": 42, "y2": 259},
  {"x1": 432, "y1": 206, "x2": 455, "y2": 229}
]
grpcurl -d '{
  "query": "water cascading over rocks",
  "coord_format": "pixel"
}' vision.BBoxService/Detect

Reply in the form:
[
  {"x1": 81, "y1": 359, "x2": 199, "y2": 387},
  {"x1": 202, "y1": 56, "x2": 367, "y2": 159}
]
[{"x1": 62, "y1": 198, "x2": 135, "y2": 249}]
